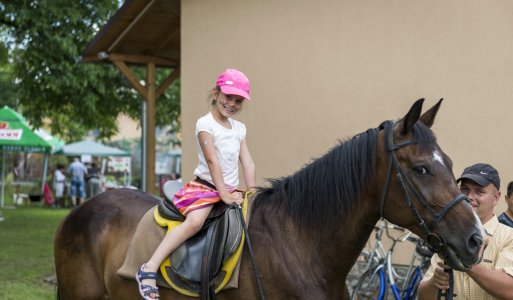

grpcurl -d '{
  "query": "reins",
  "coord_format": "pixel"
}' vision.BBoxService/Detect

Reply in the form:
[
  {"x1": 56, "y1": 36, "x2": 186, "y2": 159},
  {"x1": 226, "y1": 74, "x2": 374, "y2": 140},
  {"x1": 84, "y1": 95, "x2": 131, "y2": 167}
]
[
  {"x1": 437, "y1": 268, "x2": 455, "y2": 300},
  {"x1": 236, "y1": 202, "x2": 266, "y2": 300}
]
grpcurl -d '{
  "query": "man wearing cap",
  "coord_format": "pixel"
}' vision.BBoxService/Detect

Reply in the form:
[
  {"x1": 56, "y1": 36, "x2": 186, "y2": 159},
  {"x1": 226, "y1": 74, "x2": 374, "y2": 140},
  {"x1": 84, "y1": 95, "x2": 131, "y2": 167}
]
[{"x1": 418, "y1": 163, "x2": 513, "y2": 300}]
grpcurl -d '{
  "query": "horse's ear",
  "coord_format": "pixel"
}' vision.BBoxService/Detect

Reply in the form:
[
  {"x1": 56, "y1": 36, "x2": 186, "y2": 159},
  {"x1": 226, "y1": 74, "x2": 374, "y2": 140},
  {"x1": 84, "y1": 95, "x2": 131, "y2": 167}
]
[
  {"x1": 419, "y1": 98, "x2": 443, "y2": 128},
  {"x1": 400, "y1": 98, "x2": 424, "y2": 135}
]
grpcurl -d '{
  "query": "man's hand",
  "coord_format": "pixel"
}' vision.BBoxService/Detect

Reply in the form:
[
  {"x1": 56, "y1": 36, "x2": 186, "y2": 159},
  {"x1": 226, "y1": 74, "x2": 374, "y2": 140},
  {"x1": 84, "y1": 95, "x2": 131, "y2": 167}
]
[{"x1": 431, "y1": 262, "x2": 451, "y2": 290}]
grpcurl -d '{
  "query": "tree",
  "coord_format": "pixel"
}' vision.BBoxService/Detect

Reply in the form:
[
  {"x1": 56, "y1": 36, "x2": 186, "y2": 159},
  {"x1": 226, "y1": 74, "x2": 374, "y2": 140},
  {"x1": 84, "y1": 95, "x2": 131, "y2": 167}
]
[
  {"x1": 0, "y1": 59, "x2": 17, "y2": 109},
  {"x1": 0, "y1": 0, "x2": 180, "y2": 142},
  {"x1": 0, "y1": 30, "x2": 18, "y2": 108}
]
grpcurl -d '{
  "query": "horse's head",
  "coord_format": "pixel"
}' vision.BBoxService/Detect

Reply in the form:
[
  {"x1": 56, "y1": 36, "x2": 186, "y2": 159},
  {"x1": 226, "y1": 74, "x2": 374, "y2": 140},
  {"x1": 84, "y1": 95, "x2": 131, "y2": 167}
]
[{"x1": 377, "y1": 98, "x2": 483, "y2": 271}]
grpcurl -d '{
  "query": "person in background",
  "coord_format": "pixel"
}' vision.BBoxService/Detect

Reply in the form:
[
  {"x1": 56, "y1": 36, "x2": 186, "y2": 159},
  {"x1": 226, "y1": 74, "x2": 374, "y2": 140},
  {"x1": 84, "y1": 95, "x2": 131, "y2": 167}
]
[
  {"x1": 172, "y1": 173, "x2": 182, "y2": 183},
  {"x1": 68, "y1": 157, "x2": 87, "y2": 207},
  {"x1": 418, "y1": 163, "x2": 513, "y2": 300},
  {"x1": 85, "y1": 162, "x2": 102, "y2": 198},
  {"x1": 498, "y1": 181, "x2": 513, "y2": 228},
  {"x1": 52, "y1": 163, "x2": 66, "y2": 208}
]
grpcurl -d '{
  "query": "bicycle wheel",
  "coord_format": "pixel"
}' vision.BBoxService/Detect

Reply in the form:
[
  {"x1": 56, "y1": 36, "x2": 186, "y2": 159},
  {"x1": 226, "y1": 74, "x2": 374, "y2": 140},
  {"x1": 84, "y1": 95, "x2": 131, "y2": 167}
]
[
  {"x1": 402, "y1": 243, "x2": 433, "y2": 299},
  {"x1": 401, "y1": 266, "x2": 424, "y2": 300},
  {"x1": 351, "y1": 267, "x2": 387, "y2": 300},
  {"x1": 347, "y1": 250, "x2": 380, "y2": 296},
  {"x1": 347, "y1": 260, "x2": 367, "y2": 296}
]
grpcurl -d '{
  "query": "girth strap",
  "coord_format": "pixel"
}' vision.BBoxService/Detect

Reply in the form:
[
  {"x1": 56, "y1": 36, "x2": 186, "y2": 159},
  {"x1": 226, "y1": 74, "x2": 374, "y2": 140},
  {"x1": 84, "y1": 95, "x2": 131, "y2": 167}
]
[{"x1": 201, "y1": 221, "x2": 219, "y2": 300}]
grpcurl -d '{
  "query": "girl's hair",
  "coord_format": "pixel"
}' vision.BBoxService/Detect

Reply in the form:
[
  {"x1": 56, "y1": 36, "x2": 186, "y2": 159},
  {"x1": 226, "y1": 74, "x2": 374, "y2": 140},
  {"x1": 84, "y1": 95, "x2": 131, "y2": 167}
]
[
  {"x1": 507, "y1": 181, "x2": 513, "y2": 197},
  {"x1": 208, "y1": 86, "x2": 221, "y2": 106}
]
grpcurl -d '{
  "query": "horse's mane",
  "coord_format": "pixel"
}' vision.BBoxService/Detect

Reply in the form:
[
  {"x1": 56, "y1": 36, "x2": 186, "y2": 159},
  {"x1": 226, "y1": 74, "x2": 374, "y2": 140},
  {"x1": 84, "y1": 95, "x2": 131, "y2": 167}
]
[{"x1": 254, "y1": 121, "x2": 436, "y2": 233}]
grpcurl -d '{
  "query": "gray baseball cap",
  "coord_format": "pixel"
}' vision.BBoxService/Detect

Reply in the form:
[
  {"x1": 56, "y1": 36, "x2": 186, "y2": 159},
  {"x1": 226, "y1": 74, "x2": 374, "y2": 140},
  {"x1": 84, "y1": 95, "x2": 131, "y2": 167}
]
[{"x1": 456, "y1": 163, "x2": 500, "y2": 190}]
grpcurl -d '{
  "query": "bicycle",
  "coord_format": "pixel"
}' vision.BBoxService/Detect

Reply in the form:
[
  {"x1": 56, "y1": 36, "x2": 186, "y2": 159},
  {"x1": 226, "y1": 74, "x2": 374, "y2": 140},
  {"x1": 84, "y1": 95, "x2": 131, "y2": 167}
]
[
  {"x1": 348, "y1": 219, "x2": 433, "y2": 300},
  {"x1": 347, "y1": 221, "x2": 392, "y2": 299},
  {"x1": 397, "y1": 236, "x2": 433, "y2": 299}
]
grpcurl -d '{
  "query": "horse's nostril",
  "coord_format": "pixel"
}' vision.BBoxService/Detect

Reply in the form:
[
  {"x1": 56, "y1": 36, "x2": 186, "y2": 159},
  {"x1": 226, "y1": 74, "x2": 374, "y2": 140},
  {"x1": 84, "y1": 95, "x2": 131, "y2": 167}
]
[{"x1": 468, "y1": 233, "x2": 483, "y2": 250}]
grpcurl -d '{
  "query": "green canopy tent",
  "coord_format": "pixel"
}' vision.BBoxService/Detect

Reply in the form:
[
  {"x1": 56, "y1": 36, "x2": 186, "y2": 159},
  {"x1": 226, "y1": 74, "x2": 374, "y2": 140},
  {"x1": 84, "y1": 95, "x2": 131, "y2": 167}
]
[
  {"x1": 35, "y1": 128, "x2": 65, "y2": 154},
  {"x1": 0, "y1": 106, "x2": 64, "y2": 207}
]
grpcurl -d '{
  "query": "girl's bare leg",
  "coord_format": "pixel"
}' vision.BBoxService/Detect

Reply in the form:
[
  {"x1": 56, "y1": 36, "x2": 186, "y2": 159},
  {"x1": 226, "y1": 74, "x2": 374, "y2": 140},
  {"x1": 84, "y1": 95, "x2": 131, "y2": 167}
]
[{"x1": 140, "y1": 205, "x2": 214, "y2": 287}]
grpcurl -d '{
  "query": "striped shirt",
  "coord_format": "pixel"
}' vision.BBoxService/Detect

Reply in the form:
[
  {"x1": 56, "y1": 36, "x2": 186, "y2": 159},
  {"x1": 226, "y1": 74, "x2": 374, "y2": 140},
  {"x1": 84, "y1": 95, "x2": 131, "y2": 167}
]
[{"x1": 422, "y1": 216, "x2": 513, "y2": 300}]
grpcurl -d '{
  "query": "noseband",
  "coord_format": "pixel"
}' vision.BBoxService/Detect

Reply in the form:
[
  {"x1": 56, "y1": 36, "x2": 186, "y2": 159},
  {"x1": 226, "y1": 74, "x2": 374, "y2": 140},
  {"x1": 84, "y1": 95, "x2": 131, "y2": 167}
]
[{"x1": 378, "y1": 121, "x2": 467, "y2": 252}]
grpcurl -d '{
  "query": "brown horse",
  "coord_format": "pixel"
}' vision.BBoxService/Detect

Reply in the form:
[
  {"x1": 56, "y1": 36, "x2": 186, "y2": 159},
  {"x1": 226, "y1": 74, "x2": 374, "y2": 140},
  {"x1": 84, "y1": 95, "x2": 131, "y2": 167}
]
[{"x1": 54, "y1": 99, "x2": 483, "y2": 299}]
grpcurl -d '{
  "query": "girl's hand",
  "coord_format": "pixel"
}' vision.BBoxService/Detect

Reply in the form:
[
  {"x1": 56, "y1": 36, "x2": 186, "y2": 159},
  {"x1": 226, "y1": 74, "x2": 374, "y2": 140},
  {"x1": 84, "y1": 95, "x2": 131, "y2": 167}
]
[
  {"x1": 221, "y1": 191, "x2": 243, "y2": 206},
  {"x1": 247, "y1": 187, "x2": 257, "y2": 193}
]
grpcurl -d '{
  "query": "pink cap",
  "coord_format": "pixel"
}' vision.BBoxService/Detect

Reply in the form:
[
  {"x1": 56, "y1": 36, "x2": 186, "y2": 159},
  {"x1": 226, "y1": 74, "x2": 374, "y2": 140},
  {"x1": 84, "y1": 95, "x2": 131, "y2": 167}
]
[{"x1": 216, "y1": 69, "x2": 251, "y2": 100}]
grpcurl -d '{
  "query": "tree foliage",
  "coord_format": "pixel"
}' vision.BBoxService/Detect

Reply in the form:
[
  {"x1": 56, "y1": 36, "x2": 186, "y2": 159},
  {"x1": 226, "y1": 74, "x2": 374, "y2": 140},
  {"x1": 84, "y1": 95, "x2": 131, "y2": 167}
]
[{"x1": 0, "y1": 0, "x2": 180, "y2": 142}]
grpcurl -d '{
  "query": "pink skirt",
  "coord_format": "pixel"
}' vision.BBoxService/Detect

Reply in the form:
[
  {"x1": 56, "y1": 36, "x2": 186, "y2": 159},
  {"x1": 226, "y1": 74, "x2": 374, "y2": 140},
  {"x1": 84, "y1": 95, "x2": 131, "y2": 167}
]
[{"x1": 172, "y1": 180, "x2": 221, "y2": 216}]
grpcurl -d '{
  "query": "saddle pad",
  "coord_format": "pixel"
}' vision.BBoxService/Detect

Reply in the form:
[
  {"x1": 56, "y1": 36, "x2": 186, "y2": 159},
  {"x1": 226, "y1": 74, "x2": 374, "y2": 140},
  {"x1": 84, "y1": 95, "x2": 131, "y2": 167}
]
[
  {"x1": 116, "y1": 206, "x2": 171, "y2": 288},
  {"x1": 154, "y1": 196, "x2": 250, "y2": 297}
]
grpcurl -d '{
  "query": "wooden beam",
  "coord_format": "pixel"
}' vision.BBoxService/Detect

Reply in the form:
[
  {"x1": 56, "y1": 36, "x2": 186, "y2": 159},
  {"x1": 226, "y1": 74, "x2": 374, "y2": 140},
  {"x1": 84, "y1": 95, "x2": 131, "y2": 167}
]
[
  {"x1": 107, "y1": 0, "x2": 156, "y2": 52},
  {"x1": 146, "y1": 62, "x2": 157, "y2": 194},
  {"x1": 110, "y1": 53, "x2": 178, "y2": 67},
  {"x1": 156, "y1": 67, "x2": 180, "y2": 99},
  {"x1": 112, "y1": 60, "x2": 148, "y2": 99},
  {"x1": 153, "y1": 26, "x2": 180, "y2": 54}
]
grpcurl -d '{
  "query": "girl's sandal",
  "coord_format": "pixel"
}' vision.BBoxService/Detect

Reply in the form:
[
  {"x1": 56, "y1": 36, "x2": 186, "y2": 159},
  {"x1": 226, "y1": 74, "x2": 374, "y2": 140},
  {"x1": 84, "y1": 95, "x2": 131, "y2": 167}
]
[{"x1": 136, "y1": 264, "x2": 160, "y2": 300}]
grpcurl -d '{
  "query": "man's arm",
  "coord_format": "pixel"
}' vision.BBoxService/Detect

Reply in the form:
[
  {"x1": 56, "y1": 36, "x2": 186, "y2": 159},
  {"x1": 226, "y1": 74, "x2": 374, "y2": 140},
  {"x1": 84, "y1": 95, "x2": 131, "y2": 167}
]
[
  {"x1": 419, "y1": 260, "x2": 513, "y2": 300},
  {"x1": 467, "y1": 264, "x2": 513, "y2": 300},
  {"x1": 418, "y1": 278, "x2": 439, "y2": 300}
]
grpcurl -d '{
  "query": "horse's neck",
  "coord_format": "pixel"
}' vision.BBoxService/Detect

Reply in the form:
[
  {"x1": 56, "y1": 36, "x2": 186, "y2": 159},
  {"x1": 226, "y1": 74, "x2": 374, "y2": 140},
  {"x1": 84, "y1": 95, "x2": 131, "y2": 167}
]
[{"x1": 248, "y1": 203, "x2": 378, "y2": 296}]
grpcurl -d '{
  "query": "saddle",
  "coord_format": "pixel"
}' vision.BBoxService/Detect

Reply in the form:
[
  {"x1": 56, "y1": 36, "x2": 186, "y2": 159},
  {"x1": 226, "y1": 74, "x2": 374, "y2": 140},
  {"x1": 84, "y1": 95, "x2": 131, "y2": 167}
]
[{"x1": 155, "y1": 180, "x2": 250, "y2": 299}]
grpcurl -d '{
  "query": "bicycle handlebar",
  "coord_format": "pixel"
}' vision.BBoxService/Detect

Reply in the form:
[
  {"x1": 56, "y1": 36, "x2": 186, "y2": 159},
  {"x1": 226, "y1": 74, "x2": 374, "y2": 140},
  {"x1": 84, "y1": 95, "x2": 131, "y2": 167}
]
[
  {"x1": 415, "y1": 243, "x2": 434, "y2": 258},
  {"x1": 382, "y1": 221, "x2": 413, "y2": 243},
  {"x1": 407, "y1": 235, "x2": 419, "y2": 243}
]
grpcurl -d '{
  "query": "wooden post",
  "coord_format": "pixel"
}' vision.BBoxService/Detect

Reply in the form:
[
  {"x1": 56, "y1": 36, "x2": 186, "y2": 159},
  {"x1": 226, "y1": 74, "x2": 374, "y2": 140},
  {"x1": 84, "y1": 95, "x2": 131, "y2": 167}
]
[
  {"x1": 146, "y1": 62, "x2": 156, "y2": 194},
  {"x1": 111, "y1": 57, "x2": 178, "y2": 195}
]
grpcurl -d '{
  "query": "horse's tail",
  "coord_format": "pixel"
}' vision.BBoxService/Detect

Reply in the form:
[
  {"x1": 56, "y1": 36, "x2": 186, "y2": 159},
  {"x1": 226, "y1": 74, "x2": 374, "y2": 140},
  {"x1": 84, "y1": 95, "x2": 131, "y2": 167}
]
[{"x1": 55, "y1": 283, "x2": 60, "y2": 300}]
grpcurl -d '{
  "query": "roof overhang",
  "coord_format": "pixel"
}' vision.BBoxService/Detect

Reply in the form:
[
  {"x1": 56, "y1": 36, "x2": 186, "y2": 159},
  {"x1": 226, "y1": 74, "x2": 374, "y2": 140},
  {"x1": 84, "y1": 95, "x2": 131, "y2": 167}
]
[{"x1": 82, "y1": 0, "x2": 180, "y2": 68}]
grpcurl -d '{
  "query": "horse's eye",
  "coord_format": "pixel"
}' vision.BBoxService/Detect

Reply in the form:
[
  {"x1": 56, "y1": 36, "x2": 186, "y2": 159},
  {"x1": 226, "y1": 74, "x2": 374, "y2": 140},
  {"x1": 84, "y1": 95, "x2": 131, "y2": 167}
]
[{"x1": 413, "y1": 166, "x2": 429, "y2": 175}]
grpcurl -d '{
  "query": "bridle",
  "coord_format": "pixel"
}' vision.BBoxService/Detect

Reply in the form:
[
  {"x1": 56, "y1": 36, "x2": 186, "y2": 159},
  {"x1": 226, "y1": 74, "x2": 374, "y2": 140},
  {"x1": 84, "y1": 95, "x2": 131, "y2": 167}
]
[{"x1": 378, "y1": 121, "x2": 468, "y2": 253}]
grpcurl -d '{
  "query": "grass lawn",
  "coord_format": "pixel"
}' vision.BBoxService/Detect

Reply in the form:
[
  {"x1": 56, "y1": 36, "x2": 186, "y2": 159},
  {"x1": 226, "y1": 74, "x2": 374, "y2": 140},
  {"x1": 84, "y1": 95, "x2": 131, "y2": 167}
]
[{"x1": 0, "y1": 206, "x2": 70, "y2": 300}]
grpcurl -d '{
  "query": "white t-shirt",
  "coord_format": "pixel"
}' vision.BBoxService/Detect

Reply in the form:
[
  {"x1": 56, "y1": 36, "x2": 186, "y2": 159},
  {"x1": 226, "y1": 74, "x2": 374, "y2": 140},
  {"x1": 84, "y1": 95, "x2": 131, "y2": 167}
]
[
  {"x1": 193, "y1": 112, "x2": 246, "y2": 189},
  {"x1": 53, "y1": 169, "x2": 66, "y2": 197}
]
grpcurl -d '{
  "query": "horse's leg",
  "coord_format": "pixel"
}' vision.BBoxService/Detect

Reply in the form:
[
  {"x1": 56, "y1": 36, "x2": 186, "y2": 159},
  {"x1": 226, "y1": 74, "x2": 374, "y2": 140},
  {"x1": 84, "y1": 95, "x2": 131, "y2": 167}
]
[{"x1": 54, "y1": 220, "x2": 107, "y2": 299}]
